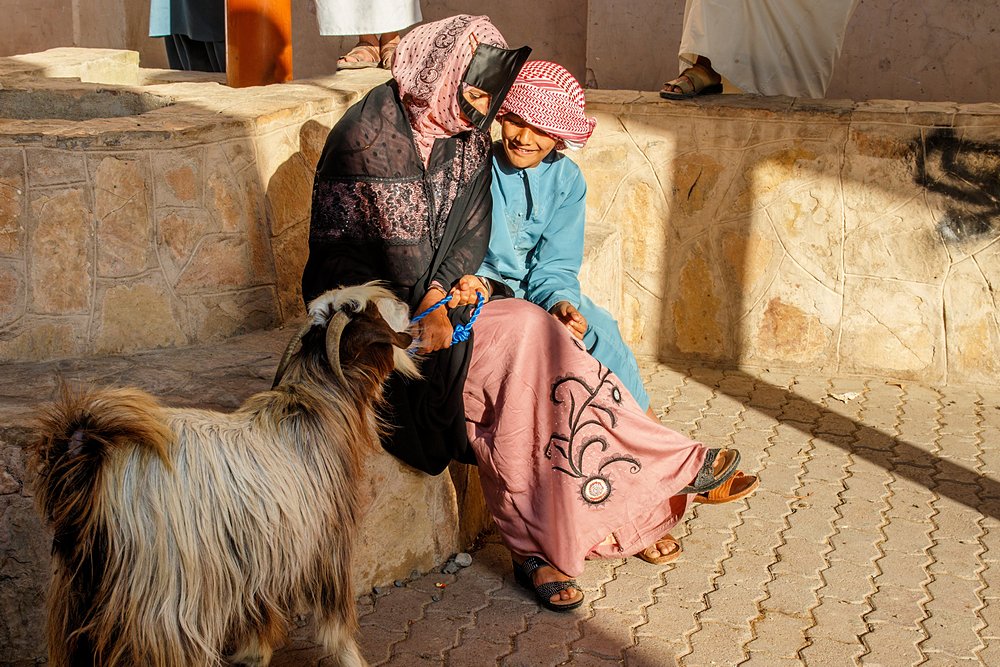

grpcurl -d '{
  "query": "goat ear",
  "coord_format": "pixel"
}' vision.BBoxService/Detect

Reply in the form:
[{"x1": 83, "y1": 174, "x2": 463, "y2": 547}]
[
  {"x1": 340, "y1": 308, "x2": 412, "y2": 373},
  {"x1": 361, "y1": 302, "x2": 412, "y2": 348}
]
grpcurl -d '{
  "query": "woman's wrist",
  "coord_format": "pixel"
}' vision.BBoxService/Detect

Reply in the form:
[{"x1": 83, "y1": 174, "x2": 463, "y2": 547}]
[{"x1": 425, "y1": 284, "x2": 447, "y2": 300}]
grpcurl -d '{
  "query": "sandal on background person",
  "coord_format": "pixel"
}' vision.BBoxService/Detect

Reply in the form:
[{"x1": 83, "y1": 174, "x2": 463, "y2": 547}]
[
  {"x1": 513, "y1": 556, "x2": 585, "y2": 612},
  {"x1": 337, "y1": 38, "x2": 379, "y2": 70},
  {"x1": 660, "y1": 63, "x2": 723, "y2": 99},
  {"x1": 379, "y1": 33, "x2": 400, "y2": 70},
  {"x1": 637, "y1": 533, "x2": 683, "y2": 565}
]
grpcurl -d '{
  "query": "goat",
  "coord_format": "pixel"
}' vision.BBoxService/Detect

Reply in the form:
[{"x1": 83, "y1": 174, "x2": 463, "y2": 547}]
[{"x1": 29, "y1": 282, "x2": 418, "y2": 667}]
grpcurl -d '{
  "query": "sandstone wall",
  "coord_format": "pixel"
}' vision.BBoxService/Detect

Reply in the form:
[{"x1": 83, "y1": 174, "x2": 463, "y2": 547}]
[
  {"x1": 3, "y1": 48, "x2": 999, "y2": 383},
  {"x1": 0, "y1": 51, "x2": 390, "y2": 363},
  {"x1": 577, "y1": 92, "x2": 1000, "y2": 386}
]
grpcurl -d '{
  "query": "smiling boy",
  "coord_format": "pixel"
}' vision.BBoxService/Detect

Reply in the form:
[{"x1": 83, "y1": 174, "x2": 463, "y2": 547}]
[{"x1": 473, "y1": 60, "x2": 653, "y2": 414}]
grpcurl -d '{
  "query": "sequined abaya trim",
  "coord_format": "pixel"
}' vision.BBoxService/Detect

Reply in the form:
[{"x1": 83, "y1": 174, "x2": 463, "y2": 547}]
[{"x1": 310, "y1": 130, "x2": 490, "y2": 246}]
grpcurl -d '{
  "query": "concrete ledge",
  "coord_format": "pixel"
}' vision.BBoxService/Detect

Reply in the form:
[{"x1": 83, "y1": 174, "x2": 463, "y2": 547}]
[{"x1": 0, "y1": 326, "x2": 490, "y2": 663}]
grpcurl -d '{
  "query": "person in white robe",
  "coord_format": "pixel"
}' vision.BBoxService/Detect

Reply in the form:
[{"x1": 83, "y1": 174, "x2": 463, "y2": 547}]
[{"x1": 661, "y1": 0, "x2": 859, "y2": 99}]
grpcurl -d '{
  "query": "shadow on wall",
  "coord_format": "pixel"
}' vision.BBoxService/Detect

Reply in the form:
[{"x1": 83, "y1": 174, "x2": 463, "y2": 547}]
[
  {"x1": 917, "y1": 128, "x2": 1000, "y2": 244},
  {"x1": 263, "y1": 118, "x2": 332, "y2": 322},
  {"x1": 633, "y1": 109, "x2": 1000, "y2": 387}
]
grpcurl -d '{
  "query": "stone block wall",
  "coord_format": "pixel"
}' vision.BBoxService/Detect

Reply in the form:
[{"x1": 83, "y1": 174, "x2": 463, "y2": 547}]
[
  {"x1": 577, "y1": 93, "x2": 1000, "y2": 386},
  {"x1": 4, "y1": 48, "x2": 1000, "y2": 384},
  {"x1": 0, "y1": 50, "x2": 390, "y2": 365}
]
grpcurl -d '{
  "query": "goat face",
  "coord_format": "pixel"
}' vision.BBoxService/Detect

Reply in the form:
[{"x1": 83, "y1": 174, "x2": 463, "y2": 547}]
[{"x1": 274, "y1": 283, "x2": 419, "y2": 390}]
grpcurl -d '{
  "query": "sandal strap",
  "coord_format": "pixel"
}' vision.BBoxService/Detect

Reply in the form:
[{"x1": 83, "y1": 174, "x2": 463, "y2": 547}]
[
  {"x1": 339, "y1": 43, "x2": 379, "y2": 63},
  {"x1": 663, "y1": 73, "x2": 696, "y2": 95},
  {"x1": 682, "y1": 65, "x2": 717, "y2": 92},
  {"x1": 534, "y1": 579, "x2": 580, "y2": 601},
  {"x1": 380, "y1": 41, "x2": 398, "y2": 69},
  {"x1": 689, "y1": 448, "x2": 720, "y2": 489},
  {"x1": 680, "y1": 448, "x2": 740, "y2": 494},
  {"x1": 519, "y1": 555, "x2": 548, "y2": 577},
  {"x1": 701, "y1": 472, "x2": 737, "y2": 501}
]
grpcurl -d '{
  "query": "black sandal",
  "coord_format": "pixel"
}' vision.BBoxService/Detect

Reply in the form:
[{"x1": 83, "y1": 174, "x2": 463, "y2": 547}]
[
  {"x1": 512, "y1": 556, "x2": 584, "y2": 612},
  {"x1": 679, "y1": 448, "x2": 740, "y2": 494}
]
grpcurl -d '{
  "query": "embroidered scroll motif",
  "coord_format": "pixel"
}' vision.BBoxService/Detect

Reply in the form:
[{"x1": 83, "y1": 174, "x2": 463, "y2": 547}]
[{"x1": 547, "y1": 359, "x2": 642, "y2": 506}]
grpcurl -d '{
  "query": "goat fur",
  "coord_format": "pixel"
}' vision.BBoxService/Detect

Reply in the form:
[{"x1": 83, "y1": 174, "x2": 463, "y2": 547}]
[{"x1": 29, "y1": 283, "x2": 418, "y2": 667}]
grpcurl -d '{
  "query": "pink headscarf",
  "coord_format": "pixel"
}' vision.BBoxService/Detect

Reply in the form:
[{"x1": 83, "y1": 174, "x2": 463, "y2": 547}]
[
  {"x1": 499, "y1": 60, "x2": 597, "y2": 150},
  {"x1": 392, "y1": 15, "x2": 509, "y2": 164}
]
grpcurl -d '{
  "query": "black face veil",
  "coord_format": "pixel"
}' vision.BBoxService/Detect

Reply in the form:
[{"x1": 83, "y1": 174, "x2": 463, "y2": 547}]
[{"x1": 457, "y1": 43, "x2": 532, "y2": 132}]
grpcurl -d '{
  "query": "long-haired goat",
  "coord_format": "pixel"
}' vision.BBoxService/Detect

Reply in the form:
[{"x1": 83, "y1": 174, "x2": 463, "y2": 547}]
[{"x1": 29, "y1": 283, "x2": 418, "y2": 667}]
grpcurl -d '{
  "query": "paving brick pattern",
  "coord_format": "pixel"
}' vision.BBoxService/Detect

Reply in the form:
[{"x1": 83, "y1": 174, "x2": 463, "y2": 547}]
[{"x1": 266, "y1": 360, "x2": 1000, "y2": 666}]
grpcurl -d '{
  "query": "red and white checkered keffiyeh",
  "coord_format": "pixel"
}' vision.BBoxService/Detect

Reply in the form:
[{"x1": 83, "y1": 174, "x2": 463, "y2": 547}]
[{"x1": 499, "y1": 60, "x2": 596, "y2": 150}]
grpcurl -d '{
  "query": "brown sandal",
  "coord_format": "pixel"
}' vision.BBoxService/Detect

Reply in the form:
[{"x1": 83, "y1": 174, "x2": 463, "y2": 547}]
[
  {"x1": 337, "y1": 41, "x2": 379, "y2": 70},
  {"x1": 379, "y1": 35, "x2": 399, "y2": 70},
  {"x1": 637, "y1": 533, "x2": 682, "y2": 565},
  {"x1": 660, "y1": 65, "x2": 723, "y2": 100},
  {"x1": 694, "y1": 470, "x2": 760, "y2": 504}
]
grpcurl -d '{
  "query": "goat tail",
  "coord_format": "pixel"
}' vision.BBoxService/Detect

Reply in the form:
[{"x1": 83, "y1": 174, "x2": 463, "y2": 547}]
[
  {"x1": 31, "y1": 385, "x2": 172, "y2": 537},
  {"x1": 30, "y1": 384, "x2": 174, "y2": 666}
]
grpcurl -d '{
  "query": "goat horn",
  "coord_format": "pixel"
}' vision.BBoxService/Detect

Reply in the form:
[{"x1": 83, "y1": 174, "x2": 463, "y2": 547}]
[
  {"x1": 325, "y1": 310, "x2": 351, "y2": 386},
  {"x1": 271, "y1": 321, "x2": 315, "y2": 389}
]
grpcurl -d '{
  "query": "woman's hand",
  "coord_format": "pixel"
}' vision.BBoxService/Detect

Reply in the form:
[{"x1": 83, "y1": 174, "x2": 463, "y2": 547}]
[
  {"x1": 550, "y1": 301, "x2": 587, "y2": 340},
  {"x1": 449, "y1": 274, "x2": 491, "y2": 308},
  {"x1": 415, "y1": 287, "x2": 453, "y2": 353}
]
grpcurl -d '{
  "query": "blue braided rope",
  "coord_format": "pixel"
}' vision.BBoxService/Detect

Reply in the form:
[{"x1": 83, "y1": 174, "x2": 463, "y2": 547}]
[
  {"x1": 410, "y1": 291, "x2": 485, "y2": 344},
  {"x1": 452, "y1": 291, "x2": 484, "y2": 342}
]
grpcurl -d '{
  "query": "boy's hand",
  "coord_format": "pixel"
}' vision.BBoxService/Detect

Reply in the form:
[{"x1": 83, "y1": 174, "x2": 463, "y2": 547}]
[
  {"x1": 449, "y1": 275, "x2": 491, "y2": 308},
  {"x1": 550, "y1": 301, "x2": 587, "y2": 340}
]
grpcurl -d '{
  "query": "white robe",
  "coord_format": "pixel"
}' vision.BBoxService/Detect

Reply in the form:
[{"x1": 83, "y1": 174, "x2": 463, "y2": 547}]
[
  {"x1": 679, "y1": 0, "x2": 859, "y2": 98},
  {"x1": 315, "y1": 0, "x2": 421, "y2": 36}
]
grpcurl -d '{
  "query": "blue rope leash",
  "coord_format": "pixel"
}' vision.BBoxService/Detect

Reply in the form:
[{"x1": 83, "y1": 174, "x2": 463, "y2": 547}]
[{"x1": 411, "y1": 291, "x2": 485, "y2": 344}]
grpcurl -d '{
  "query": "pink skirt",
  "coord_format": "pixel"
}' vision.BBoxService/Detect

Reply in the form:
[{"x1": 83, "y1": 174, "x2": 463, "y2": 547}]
[{"x1": 463, "y1": 299, "x2": 708, "y2": 576}]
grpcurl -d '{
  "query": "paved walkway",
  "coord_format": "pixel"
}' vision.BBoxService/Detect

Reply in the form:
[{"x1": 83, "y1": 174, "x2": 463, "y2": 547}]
[
  {"x1": 273, "y1": 360, "x2": 1000, "y2": 666},
  {"x1": 6, "y1": 332, "x2": 998, "y2": 666}
]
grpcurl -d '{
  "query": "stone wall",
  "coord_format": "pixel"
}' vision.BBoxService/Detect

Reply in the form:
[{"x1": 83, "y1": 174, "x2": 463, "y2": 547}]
[
  {"x1": 0, "y1": 50, "x2": 389, "y2": 364},
  {"x1": 3, "y1": 49, "x2": 1000, "y2": 385},
  {"x1": 577, "y1": 92, "x2": 1000, "y2": 386}
]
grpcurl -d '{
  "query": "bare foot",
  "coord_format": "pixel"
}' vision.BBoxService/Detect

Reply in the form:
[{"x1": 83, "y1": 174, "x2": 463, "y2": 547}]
[{"x1": 638, "y1": 533, "x2": 682, "y2": 564}]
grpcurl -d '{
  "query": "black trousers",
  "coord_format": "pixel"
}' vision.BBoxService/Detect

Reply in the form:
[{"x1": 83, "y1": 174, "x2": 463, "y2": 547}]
[{"x1": 164, "y1": 34, "x2": 226, "y2": 73}]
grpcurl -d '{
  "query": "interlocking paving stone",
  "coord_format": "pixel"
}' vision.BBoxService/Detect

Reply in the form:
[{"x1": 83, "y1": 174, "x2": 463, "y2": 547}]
[
  {"x1": 859, "y1": 622, "x2": 927, "y2": 666},
  {"x1": 573, "y1": 608, "x2": 639, "y2": 658},
  {"x1": 683, "y1": 619, "x2": 754, "y2": 666},
  {"x1": 622, "y1": 637, "x2": 683, "y2": 666},
  {"x1": 864, "y1": 584, "x2": 928, "y2": 625},
  {"x1": 798, "y1": 634, "x2": 866, "y2": 665}
]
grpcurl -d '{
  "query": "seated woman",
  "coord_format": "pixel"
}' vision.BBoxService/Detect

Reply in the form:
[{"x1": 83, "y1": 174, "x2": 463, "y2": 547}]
[{"x1": 302, "y1": 17, "x2": 758, "y2": 613}]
